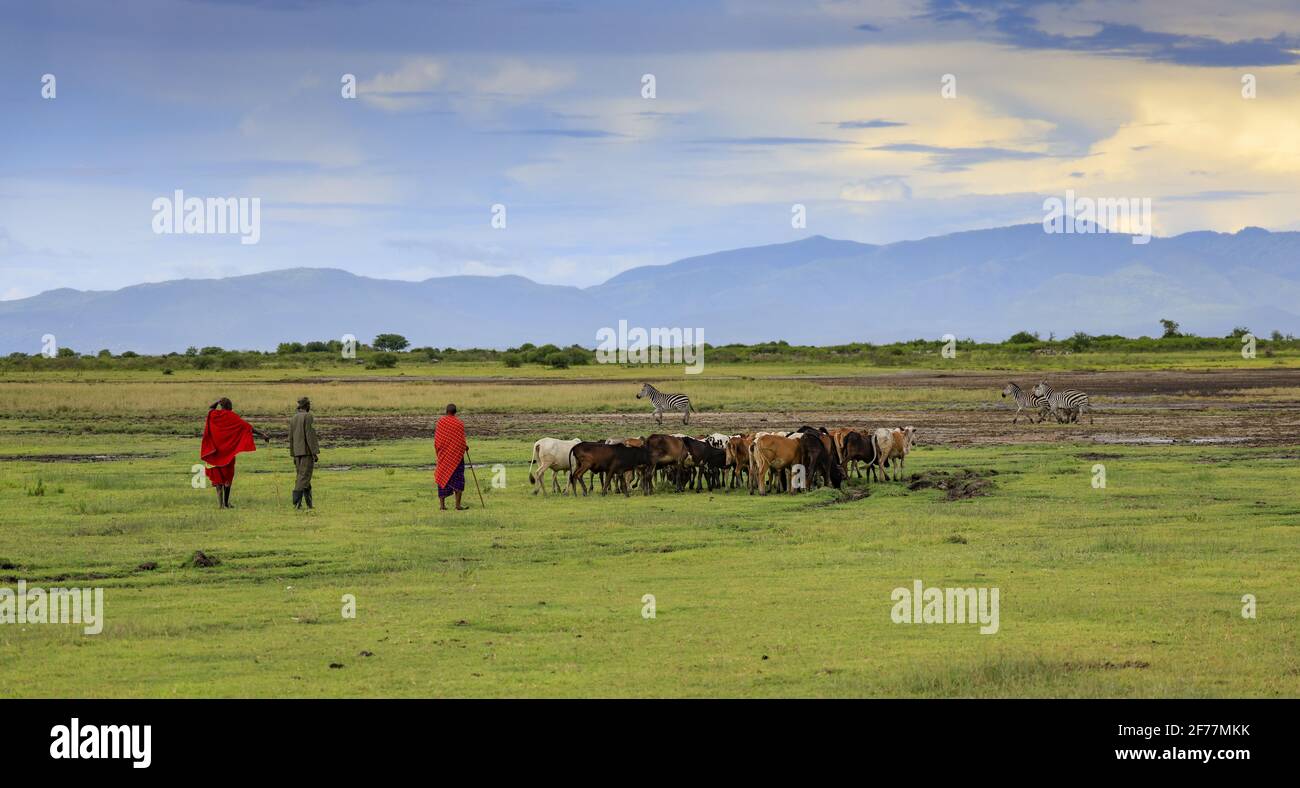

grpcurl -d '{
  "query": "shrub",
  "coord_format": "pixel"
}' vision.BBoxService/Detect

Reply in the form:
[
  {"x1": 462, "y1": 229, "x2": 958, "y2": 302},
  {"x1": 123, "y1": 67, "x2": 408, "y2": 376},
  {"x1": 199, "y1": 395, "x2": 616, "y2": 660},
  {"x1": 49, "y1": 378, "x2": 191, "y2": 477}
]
[{"x1": 371, "y1": 352, "x2": 398, "y2": 368}]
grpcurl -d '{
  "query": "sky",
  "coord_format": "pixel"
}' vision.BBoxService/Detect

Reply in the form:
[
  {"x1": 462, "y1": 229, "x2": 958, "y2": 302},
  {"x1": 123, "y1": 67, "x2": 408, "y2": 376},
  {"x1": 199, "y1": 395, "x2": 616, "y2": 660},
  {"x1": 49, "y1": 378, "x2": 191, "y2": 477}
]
[{"x1": 2, "y1": 0, "x2": 1300, "y2": 300}]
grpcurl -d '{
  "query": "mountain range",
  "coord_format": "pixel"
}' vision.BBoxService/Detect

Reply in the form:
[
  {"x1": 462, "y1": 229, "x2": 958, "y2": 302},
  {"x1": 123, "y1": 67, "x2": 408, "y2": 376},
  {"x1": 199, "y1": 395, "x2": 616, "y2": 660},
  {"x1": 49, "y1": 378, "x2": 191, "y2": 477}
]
[{"x1": 4, "y1": 224, "x2": 1299, "y2": 354}]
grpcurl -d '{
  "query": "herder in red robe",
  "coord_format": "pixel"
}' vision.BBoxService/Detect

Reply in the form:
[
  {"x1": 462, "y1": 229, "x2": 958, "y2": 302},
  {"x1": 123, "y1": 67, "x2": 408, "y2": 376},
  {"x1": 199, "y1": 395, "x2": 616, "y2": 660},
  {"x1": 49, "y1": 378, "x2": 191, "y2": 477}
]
[
  {"x1": 201, "y1": 398, "x2": 269, "y2": 509},
  {"x1": 433, "y1": 403, "x2": 469, "y2": 511}
]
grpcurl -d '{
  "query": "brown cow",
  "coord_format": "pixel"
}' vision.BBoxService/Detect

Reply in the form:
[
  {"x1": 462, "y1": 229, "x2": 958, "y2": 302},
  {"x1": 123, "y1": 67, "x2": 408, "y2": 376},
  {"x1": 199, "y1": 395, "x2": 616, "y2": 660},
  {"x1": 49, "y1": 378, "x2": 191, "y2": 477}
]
[
  {"x1": 791, "y1": 429, "x2": 843, "y2": 490},
  {"x1": 831, "y1": 427, "x2": 872, "y2": 478},
  {"x1": 750, "y1": 434, "x2": 803, "y2": 496},
  {"x1": 725, "y1": 435, "x2": 752, "y2": 489},
  {"x1": 644, "y1": 434, "x2": 689, "y2": 493}
]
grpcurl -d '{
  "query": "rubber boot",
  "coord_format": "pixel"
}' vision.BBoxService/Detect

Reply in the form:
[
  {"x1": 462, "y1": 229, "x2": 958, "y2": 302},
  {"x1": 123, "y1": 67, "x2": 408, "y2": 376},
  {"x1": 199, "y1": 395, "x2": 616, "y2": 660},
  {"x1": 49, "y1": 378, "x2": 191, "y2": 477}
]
[
  {"x1": 304, "y1": 486, "x2": 314, "y2": 510},
  {"x1": 292, "y1": 489, "x2": 303, "y2": 509},
  {"x1": 222, "y1": 486, "x2": 233, "y2": 508}
]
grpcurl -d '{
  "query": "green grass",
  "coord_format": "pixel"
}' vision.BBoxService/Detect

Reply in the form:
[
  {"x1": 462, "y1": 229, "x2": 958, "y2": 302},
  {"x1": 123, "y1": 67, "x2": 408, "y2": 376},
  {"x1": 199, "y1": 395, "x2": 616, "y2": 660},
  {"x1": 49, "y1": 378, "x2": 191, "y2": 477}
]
[{"x1": 1, "y1": 440, "x2": 1295, "y2": 697}]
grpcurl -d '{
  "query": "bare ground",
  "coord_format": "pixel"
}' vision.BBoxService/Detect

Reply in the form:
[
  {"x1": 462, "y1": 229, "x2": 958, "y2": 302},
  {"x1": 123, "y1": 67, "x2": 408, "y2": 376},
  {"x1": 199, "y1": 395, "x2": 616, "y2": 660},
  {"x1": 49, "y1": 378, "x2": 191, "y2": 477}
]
[
  {"x1": 315, "y1": 369, "x2": 1300, "y2": 447},
  {"x1": 313, "y1": 404, "x2": 1299, "y2": 447},
  {"x1": 7, "y1": 370, "x2": 1298, "y2": 448}
]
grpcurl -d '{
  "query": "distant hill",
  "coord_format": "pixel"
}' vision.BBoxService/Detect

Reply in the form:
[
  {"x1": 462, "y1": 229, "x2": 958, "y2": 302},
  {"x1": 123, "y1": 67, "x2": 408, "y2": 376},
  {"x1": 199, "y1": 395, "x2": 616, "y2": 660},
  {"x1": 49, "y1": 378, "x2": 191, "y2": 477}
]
[{"x1": 3, "y1": 224, "x2": 1298, "y2": 353}]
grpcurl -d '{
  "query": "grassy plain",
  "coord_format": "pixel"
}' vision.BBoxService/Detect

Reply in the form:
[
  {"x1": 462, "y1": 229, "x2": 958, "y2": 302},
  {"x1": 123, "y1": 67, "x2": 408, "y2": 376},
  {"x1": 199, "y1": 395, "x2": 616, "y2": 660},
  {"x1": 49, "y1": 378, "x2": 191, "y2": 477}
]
[{"x1": 0, "y1": 355, "x2": 1296, "y2": 697}]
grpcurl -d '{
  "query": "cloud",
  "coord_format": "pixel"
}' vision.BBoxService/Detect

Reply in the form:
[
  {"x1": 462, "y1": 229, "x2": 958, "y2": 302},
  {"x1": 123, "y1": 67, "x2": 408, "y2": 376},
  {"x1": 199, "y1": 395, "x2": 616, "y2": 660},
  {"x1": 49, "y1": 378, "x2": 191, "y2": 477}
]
[
  {"x1": 490, "y1": 128, "x2": 628, "y2": 139},
  {"x1": 471, "y1": 60, "x2": 573, "y2": 96},
  {"x1": 871, "y1": 142, "x2": 1058, "y2": 171},
  {"x1": 359, "y1": 58, "x2": 445, "y2": 112},
  {"x1": 686, "y1": 136, "x2": 854, "y2": 146},
  {"x1": 921, "y1": 1, "x2": 1300, "y2": 67},
  {"x1": 840, "y1": 176, "x2": 913, "y2": 202},
  {"x1": 833, "y1": 118, "x2": 907, "y2": 129},
  {"x1": 1163, "y1": 190, "x2": 1272, "y2": 202}
]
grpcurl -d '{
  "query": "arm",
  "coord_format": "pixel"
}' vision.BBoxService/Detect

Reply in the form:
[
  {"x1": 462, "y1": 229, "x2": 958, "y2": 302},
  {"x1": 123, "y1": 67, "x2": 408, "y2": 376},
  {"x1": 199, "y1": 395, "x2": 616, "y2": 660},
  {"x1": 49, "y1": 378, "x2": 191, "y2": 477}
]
[
  {"x1": 252, "y1": 427, "x2": 271, "y2": 444},
  {"x1": 306, "y1": 413, "x2": 319, "y2": 459}
]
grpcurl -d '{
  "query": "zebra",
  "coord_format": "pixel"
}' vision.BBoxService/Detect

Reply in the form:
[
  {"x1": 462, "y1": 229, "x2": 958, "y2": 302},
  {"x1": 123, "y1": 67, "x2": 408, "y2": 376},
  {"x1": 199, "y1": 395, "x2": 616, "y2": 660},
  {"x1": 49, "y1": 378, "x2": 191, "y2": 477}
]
[
  {"x1": 1000, "y1": 382, "x2": 1049, "y2": 424},
  {"x1": 637, "y1": 383, "x2": 691, "y2": 425},
  {"x1": 1032, "y1": 381, "x2": 1093, "y2": 424}
]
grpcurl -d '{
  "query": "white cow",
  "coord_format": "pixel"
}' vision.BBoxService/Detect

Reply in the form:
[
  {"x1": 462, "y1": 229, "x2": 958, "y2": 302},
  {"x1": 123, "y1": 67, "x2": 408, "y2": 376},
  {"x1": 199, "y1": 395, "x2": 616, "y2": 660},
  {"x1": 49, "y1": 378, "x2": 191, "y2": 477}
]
[
  {"x1": 872, "y1": 426, "x2": 917, "y2": 482},
  {"x1": 528, "y1": 437, "x2": 583, "y2": 495},
  {"x1": 704, "y1": 433, "x2": 733, "y2": 450}
]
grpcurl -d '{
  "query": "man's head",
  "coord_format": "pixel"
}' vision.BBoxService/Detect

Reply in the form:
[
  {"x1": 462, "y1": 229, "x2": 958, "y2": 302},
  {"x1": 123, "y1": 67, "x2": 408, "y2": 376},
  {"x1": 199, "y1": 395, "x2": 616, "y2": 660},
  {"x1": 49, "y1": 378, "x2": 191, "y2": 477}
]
[
  {"x1": 297, "y1": 397, "x2": 311, "y2": 412},
  {"x1": 446, "y1": 403, "x2": 458, "y2": 415},
  {"x1": 217, "y1": 397, "x2": 233, "y2": 410}
]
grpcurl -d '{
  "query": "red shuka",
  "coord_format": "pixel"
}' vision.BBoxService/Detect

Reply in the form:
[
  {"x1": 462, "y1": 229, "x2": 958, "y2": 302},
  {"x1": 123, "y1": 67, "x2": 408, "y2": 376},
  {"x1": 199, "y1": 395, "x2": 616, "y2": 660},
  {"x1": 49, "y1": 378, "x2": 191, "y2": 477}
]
[
  {"x1": 201, "y1": 409, "x2": 257, "y2": 473},
  {"x1": 433, "y1": 415, "x2": 467, "y2": 488}
]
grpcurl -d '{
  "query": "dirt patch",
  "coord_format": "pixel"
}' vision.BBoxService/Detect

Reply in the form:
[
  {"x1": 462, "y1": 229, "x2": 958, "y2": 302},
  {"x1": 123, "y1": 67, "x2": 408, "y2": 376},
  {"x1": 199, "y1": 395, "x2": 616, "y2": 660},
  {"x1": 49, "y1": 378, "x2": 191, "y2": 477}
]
[
  {"x1": 1077, "y1": 452, "x2": 1123, "y2": 460},
  {"x1": 816, "y1": 487, "x2": 870, "y2": 505},
  {"x1": 907, "y1": 469, "x2": 997, "y2": 500},
  {"x1": 183, "y1": 550, "x2": 221, "y2": 568},
  {"x1": 815, "y1": 368, "x2": 1300, "y2": 396},
  {"x1": 1064, "y1": 659, "x2": 1151, "y2": 671},
  {"x1": 136, "y1": 561, "x2": 158, "y2": 571}
]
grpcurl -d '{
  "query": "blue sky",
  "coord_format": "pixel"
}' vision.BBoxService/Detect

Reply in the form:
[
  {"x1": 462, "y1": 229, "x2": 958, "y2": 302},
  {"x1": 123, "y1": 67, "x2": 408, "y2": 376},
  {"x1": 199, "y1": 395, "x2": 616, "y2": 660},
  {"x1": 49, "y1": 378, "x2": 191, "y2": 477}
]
[{"x1": 3, "y1": 0, "x2": 1300, "y2": 299}]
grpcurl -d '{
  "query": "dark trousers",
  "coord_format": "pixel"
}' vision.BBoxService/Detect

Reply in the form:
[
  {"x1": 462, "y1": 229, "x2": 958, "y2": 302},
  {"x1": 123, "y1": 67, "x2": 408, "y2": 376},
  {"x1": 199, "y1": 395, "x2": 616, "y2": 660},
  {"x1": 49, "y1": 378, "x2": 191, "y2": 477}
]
[{"x1": 294, "y1": 455, "x2": 315, "y2": 492}]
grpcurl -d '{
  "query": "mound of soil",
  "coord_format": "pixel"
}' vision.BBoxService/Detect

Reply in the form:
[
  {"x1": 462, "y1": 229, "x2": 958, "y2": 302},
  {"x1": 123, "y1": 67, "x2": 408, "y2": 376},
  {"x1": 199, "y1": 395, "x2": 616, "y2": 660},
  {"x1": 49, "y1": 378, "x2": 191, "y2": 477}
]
[
  {"x1": 183, "y1": 550, "x2": 221, "y2": 568},
  {"x1": 908, "y1": 469, "x2": 997, "y2": 500}
]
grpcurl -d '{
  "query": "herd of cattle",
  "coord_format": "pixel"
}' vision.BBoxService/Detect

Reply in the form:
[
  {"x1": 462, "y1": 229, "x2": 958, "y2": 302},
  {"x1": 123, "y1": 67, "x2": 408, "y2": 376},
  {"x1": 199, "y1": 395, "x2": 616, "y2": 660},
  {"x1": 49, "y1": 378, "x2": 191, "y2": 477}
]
[
  {"x1": 527, "y1": 426, "x2": 916, "y2": 497},
  {"x1": 521, "y1": 379, "x2": 1095, "y2": 498}
]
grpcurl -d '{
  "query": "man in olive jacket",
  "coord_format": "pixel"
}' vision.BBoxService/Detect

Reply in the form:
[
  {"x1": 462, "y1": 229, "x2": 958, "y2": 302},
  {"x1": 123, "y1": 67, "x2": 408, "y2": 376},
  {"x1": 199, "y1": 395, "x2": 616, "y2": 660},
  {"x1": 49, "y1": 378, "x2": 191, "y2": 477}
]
[{"x1": 289, "y1": 396, "x2": 320, "y2": 509}]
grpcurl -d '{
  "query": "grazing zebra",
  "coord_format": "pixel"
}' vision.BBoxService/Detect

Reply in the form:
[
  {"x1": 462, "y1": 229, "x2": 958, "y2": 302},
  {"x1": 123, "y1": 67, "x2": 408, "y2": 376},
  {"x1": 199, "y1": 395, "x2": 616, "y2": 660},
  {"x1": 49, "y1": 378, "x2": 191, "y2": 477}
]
[
  {"x1": 1032, "y1": 381, "x2": 1094, "y2": 424},
  {"x1": 1001, "y1": 382, "x2": 1048, "y2": 424},
  {"x1": 637, "y1": 383, "x2": 691, "y2": 425}
]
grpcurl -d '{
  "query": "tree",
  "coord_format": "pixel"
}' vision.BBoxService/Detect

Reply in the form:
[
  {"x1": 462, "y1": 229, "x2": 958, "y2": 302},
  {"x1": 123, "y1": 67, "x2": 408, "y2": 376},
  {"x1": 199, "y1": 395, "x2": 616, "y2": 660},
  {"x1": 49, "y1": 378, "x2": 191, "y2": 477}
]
[
  {"x1": 1065, "y1": 331, "x2": 1094, "y2": 352},
  {"x1": 1159, "y1": 319, "x2": 1180, "y2": 338},
  {"x1": 373, "y1": 334, "x2": 410, "y2": 352},
  {"x1": 277, "y1": 342, "x2": 304, "y2": 354},
  {"x1": 1006, "y1": 331, "x2": 1039, "y2": 344},
  {"x1": 1227, "y1": 326, "x2": 1251, "y2": 339}
]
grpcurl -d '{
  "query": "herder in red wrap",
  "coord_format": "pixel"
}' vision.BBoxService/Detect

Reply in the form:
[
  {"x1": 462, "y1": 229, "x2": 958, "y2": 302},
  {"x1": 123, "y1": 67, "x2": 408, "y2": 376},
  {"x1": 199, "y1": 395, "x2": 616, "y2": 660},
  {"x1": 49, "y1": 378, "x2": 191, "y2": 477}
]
[
  {"x1": 433, "y1": 403, "x2": 469, "y2": 511},
  {"x1": 201, "y1": 398, "x2": 270, "y2": 509}
]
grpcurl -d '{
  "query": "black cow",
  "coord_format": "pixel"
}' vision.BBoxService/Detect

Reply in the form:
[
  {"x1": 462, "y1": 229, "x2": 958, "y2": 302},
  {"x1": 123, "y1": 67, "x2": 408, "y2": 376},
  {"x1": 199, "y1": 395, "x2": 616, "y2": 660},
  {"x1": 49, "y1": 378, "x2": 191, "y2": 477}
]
[{"x1": 569, "y1": 442, "x2": 651, "y2": 496}]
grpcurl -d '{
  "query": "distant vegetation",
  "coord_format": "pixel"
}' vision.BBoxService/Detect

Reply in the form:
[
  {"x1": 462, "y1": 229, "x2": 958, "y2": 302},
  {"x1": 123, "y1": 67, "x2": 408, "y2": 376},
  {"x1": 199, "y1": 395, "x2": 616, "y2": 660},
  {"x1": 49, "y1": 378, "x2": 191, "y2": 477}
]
[{"x1": 2, "y1": 326, "x2": 1296, "y2": 373}]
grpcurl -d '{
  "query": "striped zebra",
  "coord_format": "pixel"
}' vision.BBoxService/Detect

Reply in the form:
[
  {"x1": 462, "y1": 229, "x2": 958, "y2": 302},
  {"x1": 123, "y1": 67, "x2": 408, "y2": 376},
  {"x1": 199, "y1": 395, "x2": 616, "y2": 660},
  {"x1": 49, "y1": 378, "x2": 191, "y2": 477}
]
[
  {"x1": 1032, "y1": 381, "x2": 1093, "y2": 424},
  {"x1": 637, "y1": 383, "x2": 691, "y2": 425},
  {"x1": 1000, "y1": 382, "x2": 1048, "y2": 424}
]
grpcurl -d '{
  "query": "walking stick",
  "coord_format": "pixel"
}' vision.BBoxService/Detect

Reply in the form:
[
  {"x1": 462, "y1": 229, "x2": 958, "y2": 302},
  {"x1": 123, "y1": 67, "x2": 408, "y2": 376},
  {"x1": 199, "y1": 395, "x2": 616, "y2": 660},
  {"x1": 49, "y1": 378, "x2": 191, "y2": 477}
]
[{"x1": 464, "y1": 448, "x2": 486, "y2": 508}]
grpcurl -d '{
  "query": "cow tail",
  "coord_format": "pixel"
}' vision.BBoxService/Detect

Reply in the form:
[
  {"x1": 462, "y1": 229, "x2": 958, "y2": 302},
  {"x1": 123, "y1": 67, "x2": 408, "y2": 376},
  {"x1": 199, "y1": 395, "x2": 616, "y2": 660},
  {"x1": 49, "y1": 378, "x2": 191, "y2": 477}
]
[{"x1": 527, "y1": 441, "x2": 539, "y2": 484}]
